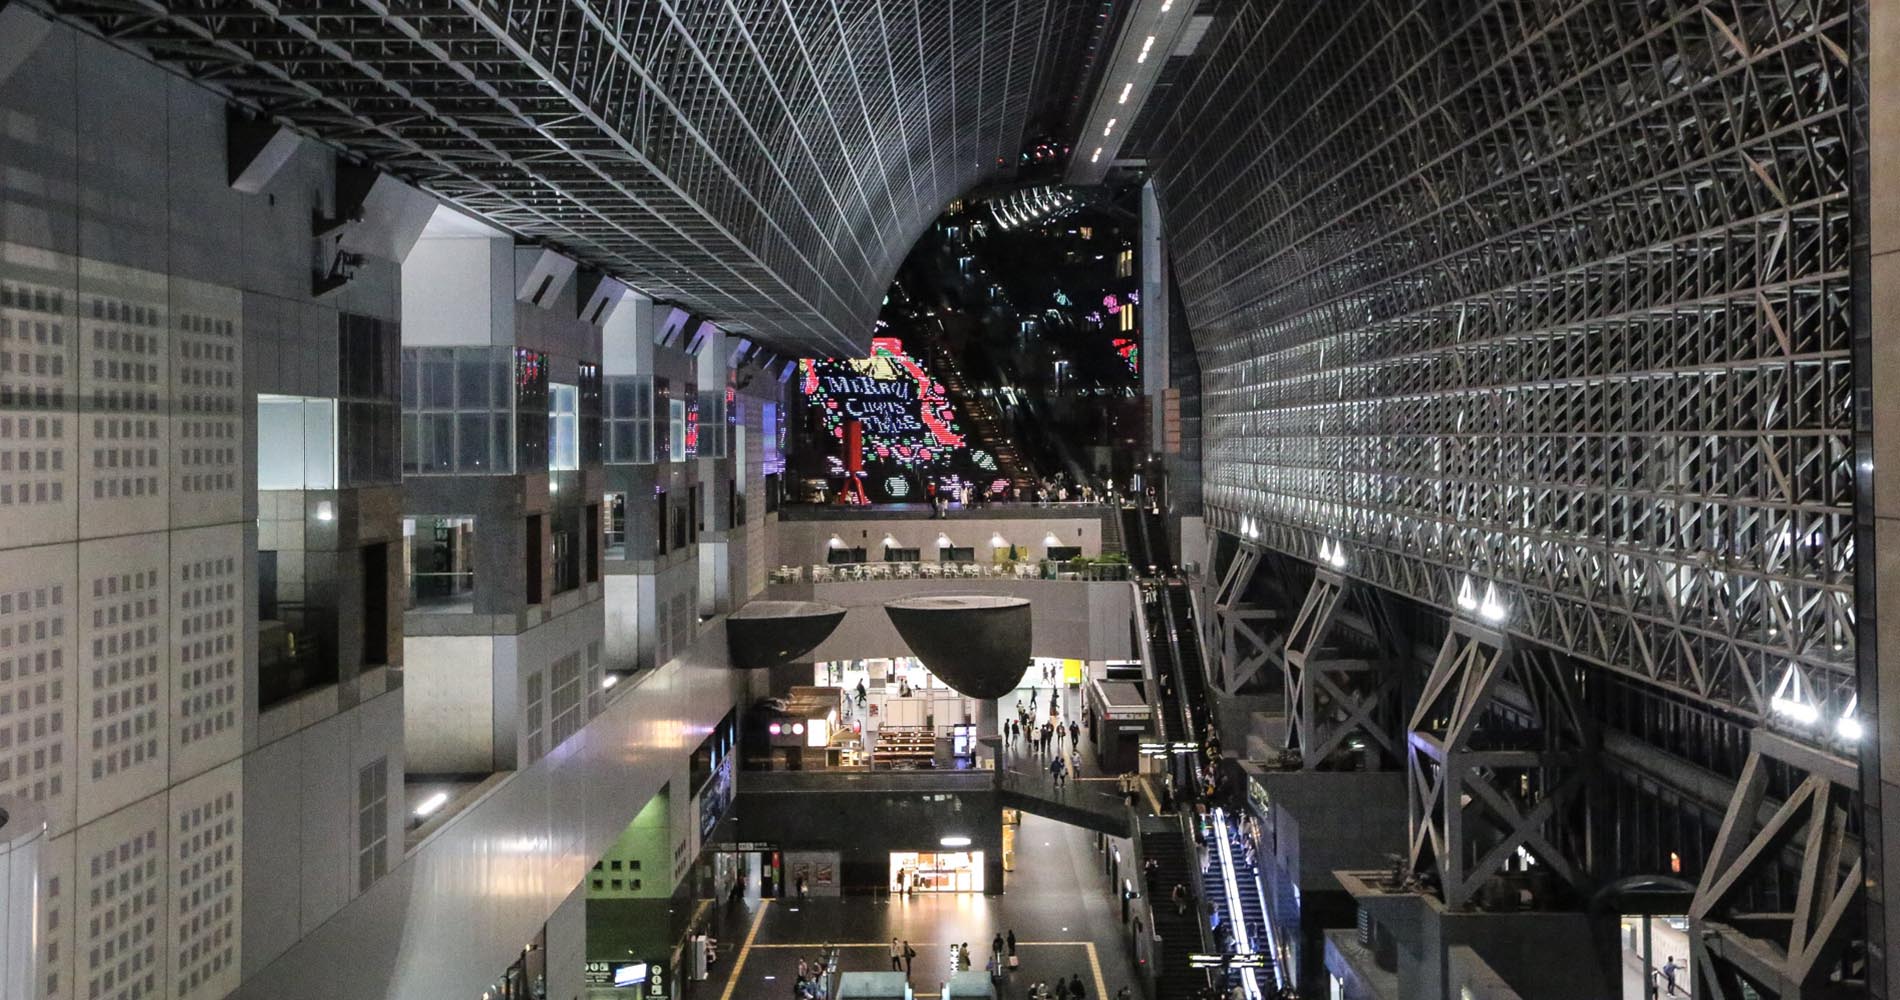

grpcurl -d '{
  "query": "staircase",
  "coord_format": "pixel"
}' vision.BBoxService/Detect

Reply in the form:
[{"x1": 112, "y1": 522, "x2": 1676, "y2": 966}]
[
  {"x1": 927, "y1": 345, "x2": 1035, "y2": 491},
  {"x1": 1123, "y1": 507, "x2": 1151, "y2": 573},
  {"x1": 1140, "y1": 819, "x2": 1205, "y2": 1000}
]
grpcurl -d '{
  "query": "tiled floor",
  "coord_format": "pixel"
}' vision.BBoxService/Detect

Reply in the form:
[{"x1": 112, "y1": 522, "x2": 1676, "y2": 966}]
[{"x1": 696, "y1": 813, "x2": 1145, "y2": 1000}]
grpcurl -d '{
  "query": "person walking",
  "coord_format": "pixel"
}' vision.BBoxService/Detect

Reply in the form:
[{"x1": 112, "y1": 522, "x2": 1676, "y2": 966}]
[
  {"x1": 1068, "y1": 973, "x2": 1086, "y2": 998},
  {"x1": 1049, "y1": 754, "x2": 1064, "y2": 788},
  {"x1": 891, "y1": 938, "x2": 903, "y2": 971},
  {"x1": 1068, "y1": 720, "x2": 1080, "y2": 752},
  {"x1": 993, "y1": 933, "x2": 1005, "y2": 957},
  {"x1": 1007, "y1": 929, "x2": 1017, "y2": 955},
  {"x1": 903, "y1": 940, "x2": 917, "y2": 977},
  {"x1": 961, "y1": 942, "x2": 973, "y2": 971},
  {"x1": 1661, "y1": 956, "x2": 1680, "y2": 995}
]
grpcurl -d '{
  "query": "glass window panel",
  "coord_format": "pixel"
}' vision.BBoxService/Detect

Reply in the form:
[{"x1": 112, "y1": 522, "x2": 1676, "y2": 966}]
[
  {"x1": 423, "y1": 349, "x2": 454, "y2": 408},
  {"x1": 492, "y1": 413, "x2": 513, "y2": 474},
  {"x1": 457, "y1": 413, "x2": 490, "y2": 471},
  {"x1": 402, "y1": 413, "x2": 420, "y2": 474},
  {"x1": 401, "y1": 351, "x2": 418, "y2": 408},
  {"x1": 425, "y1": 413, "x2": 454, "y2": 473},
  {"x1": 456, "y1": 350, "x2": 490, "y2": 408}
]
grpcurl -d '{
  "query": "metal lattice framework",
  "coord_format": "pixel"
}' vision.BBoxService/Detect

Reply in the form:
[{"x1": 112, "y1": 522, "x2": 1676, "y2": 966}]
[
  {"x1": 39, "y1": 0, "x2": 1088, "y2": 355},
  {"x1": 1144, "y1": 0, "x2": 1858, "y2": 723}
]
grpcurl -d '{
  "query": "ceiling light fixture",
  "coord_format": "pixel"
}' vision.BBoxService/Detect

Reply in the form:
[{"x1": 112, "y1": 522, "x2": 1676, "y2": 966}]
[
  {"x1": 414, "y1": 792, "x2": 449, "y2": 818},
  {"x1": 1091, "y1": 147, "x2": 1103, "y2": 163},
  {"x1": 1103, "y1": 118, "x2": 1118, "y2": 137},
  {"x1": 940, "y1": 835, "x2": 972, "y2": 847},
  {"x1": 1138, "y1": 35, "x2": 1156, "y2": 63},
  {"x1": 1118, "y1": 83, "x2": 1133, "y2": 104}
]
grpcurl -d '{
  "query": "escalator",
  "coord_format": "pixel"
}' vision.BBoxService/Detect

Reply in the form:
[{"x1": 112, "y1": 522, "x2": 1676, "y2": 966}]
[{"x1": 1123, "y1": 505, "x2": 1153, "y2": 574}]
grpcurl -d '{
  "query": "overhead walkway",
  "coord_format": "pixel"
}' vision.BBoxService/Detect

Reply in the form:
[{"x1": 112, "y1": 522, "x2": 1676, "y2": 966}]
[{"x1": 994, "y1": 742, "x2": 1134, "y2": 838}]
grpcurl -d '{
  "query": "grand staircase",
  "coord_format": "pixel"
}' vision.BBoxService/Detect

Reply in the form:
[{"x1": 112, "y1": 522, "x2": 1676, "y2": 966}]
[
  {"x1": 927, "y1": 344, "x2": 1036, "y2": 492},
  {"x1": 1139, "y1": 819, "x2": 1205, "y2": 1000}
]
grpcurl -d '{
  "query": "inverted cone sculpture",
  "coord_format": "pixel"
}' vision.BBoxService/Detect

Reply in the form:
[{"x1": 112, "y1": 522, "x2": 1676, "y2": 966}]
[
  {"x1": 725, "y1": 600, "x2": 847, "y2": 670},
  {"x1": 884, "y1": 594, "x2": 1031, "y2": 699}
]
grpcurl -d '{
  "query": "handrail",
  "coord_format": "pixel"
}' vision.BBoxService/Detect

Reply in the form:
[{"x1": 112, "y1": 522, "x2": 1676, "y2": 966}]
[{"x1": 769, "y1": 560, "x2": 1133, "y2": 584}]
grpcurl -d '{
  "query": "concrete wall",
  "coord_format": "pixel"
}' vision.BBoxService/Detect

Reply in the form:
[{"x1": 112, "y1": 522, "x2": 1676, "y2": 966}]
[
  {"x1": 0, "y1": 13, "x2": 410, "y2": 1000},
  {"x1": 774, "y1": 514, "x2": 1106, "y2": 567},
  {"x1": 230, "y1": 618, "x2": 744, "y2": 1000}
]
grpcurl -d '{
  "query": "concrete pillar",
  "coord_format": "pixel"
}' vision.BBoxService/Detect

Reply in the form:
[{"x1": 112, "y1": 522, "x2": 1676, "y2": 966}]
[
  {"x1": 1140, "y1": 179, "x2": 1170, "y2": 453},
  {"x1": 0, "y1": 798, "x2": 46, "y2": 1000},
  {"x1": 1864, "y1": 2, "x2": 1899, "y2": 995}
]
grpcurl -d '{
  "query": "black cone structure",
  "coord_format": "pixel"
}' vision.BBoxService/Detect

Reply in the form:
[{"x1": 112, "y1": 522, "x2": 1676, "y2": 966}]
[
  {"x1": 725, "y1": 600, "x2": 847, "y2": 670},
  {"x1": 884, "y1": 594, "x2": 1031, "y2": 699}
]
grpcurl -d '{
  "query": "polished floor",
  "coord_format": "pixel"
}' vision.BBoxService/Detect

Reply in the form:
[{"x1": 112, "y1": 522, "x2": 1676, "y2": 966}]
[{"x1": 698, "y1": 813, "x2": 1144, "y2": 999}]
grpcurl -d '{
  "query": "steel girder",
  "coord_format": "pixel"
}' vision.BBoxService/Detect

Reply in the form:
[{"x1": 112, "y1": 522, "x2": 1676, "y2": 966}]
[
  {"x1": 1205, "y1": 538, "x2": 1283, "y2": 696},
  {"x1": 1283, "y1": 566, "x2": 1401, "y2": 769},
  {"x1": 1145, "y1": 0, "x2": 1859, "y2": 726},
  {"x1": 1406, "y1": 619, "x2": 1592, "y2": 910},
  {"x1": 1690, "y1": 730, "x2": 1864, "y2": 997},
  {"x1": 36, "y1": 0, "x2": 1080, "y2": 355}
]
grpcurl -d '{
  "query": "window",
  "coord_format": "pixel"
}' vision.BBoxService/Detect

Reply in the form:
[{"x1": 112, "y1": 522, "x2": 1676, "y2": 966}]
[
  {"x1": 579, "y1": 363, "x2": 603, "y2": 465},
  {"x1": 400, "y1": 346, "x2": 512, "y2": 474},
  {"x1": 403, "y1": 516, "x2": 476, "y2": 612},
  {"x1": 257, "y1": 395, "x2": 337, "y2": 489},
  {"x1": 668, "y1": 398, "x2": 687, "y2": 462},
  {"x1": 357, "y1": 758, "x2": 388, "y2": 892},
  {"x1": 552, "y1": 506, "x2": 580, "y2": 595},
  {"x1": 607, "y1": 377, "x2": 655, "y2": 464},
  {"x1": 696, "y1": 389, "x2": 728, "y2": 458},
  {"x1": 514, "y1": 349, "x2": 549, "y2": 471},
  {"x1": 548, "y1": 382, "x2": 579, "y2": 470},
  {"x1": 603, "y1": 493, "x2": 627, "y2": 560},
  {"x1": 339, "y1": 314, "x2": 401, "y2": 486},
  {"x1": 524, "y1": 672, "x2": 544, "y2": 763}
]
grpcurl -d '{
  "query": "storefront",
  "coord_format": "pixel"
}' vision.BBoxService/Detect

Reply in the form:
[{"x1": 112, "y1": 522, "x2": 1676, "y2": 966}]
[{"x1": 889, "y1": 850, "x2": 987, "y2": 893}]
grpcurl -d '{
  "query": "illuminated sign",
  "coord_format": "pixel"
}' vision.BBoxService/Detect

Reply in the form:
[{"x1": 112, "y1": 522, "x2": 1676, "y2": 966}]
[{"x1": 799, "y1": 337, "x2": 966, "y2": 468}]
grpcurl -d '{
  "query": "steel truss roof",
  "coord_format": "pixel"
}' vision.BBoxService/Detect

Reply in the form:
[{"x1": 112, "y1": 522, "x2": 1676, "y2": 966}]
[
  {"x1": 1146, "y1": 0, "x2": 1858, "y2": 724},
  {"x1": 39, "y1": 0, "x2": 1079, "y2": 355}
]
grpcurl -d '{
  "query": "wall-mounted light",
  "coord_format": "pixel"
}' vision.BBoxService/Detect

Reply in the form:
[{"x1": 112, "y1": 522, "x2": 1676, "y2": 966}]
[
  {"x1": 1769, "y1": 665, "x2": 1820, "y2": 726},
  {"x1": 940, "y1": 835, "x2": 972, "y2": 848},
  {"x1": 937, "y1": 533, "x2": 952, "y2": 548},
  {"x1": 1044, "y1": 533, "x2": 1061, "y2": 547},
  {"x1": 1318, "y1": 538, "x2": 1347, "y2": 570},
  {"x1": 315, "y1": 501, "x2": 336, "y2": 523},
  {"x1": 882, "y1": 534, "x2": 899, "y2": 548},
  {"x1": 602, "y1": 675, "x2": 619, "y2": 690},
  {"x1": 549, "y1": 480, "x2": 559, "y2": 494},
  {"x1": 828, "y1": 535, "x2": 845, "y2": 549},
  {"x1": 1837, "y1": 695, "x2": 1863, "y2": 741},
  {"x1": 990, "y1": 533, "x2": 1008, "y2": 548},
  {"x1": 1478, "y1": 582, "x2": 1509, "y2": 623},
  {"x1": 1455, "y1": 574, "x2": 1479, "y2": 612},
  {"x1": 414, "y1": 792, "x2": 449, "y2": 818}
]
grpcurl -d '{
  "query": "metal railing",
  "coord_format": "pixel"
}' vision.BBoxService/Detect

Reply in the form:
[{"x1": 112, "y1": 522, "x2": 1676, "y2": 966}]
[{"x1": 769, "y1": 559, "x2": 1133, "y2": 584}]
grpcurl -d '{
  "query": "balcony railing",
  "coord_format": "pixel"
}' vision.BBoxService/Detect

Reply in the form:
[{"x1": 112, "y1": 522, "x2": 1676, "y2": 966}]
[{"x1": 769, "y1": 559, "x2": 1133, "y2": 584}]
